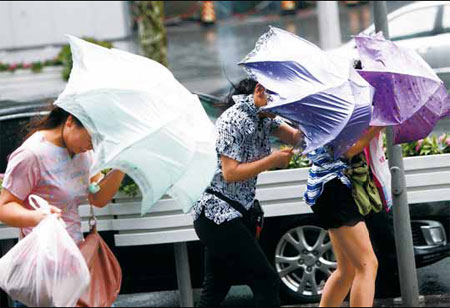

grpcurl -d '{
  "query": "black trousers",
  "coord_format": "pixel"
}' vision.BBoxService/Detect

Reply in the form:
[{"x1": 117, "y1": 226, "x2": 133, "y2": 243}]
[{"x1": 194, "y1": 212, "x2": 280, "y2": 307}]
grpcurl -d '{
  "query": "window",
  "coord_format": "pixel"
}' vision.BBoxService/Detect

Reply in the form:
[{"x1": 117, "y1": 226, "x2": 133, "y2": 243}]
[
  {"x1": 443, "y1": 4, "x2": 450, "y2": 31},
  {"x1": 389, "y1": 6, "x2": 439, "y2": 41}
]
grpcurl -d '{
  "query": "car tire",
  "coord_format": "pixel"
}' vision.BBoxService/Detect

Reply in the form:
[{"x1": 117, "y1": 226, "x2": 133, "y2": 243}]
[{"x1": 267, "y1": 215, "x2": 337, "y2": 304}]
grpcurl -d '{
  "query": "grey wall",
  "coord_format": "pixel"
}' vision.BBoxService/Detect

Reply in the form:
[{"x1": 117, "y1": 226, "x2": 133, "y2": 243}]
[{"x1": 0, "y1": 1, "x2": 130, "y2": 50}]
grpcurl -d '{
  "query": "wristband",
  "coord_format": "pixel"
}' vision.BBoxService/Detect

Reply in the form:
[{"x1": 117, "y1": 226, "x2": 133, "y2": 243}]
[{"x1": 89, "y1": 183, "x2": 101, "y2": 194}]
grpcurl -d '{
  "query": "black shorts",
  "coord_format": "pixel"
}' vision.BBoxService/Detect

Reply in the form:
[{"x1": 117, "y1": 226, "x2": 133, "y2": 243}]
[{"x1": 311, "y1": 178, "x2": 365, "y2": 230}]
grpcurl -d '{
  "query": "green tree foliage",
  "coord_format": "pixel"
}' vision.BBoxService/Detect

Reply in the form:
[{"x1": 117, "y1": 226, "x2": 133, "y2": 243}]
[{"x1": 131, "y1": 1, "x2": 168, "y2": 67}]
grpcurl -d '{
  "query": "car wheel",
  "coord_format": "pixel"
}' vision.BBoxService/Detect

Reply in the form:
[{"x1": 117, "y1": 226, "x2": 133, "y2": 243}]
[{"x1": 273, "y1": 216, "x2": 336, "y2": 303}]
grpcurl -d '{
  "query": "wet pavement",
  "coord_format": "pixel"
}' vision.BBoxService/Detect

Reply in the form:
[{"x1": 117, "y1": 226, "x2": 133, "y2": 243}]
[
  {"x1": 163, "y1": 1, "x2": 448, "y2": 135},
  {"x1": 113, "y1": 257, "x2": 450, "y2": 307},
  {"x1": 417, "y1": 258, "x2": 450, "y2": 296},
  {"x1": 166, "y1": 3, "x2": 375, "y2": 95},
  {"x1": 163, "y1": 1, "x2": 447, "y2": 136},
  {"x1": 165, "y1": 1, "x2": 413, "y2": 95}
]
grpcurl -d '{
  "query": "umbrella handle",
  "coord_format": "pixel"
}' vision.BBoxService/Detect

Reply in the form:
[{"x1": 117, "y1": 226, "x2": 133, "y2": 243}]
[
  {"x1": 293, "y1": 132, "x2": 306, "y2": 153},
  {"x1": 87, "y1": 173, "x2": 104, "y2": 231},
  {"x1": 88, "y1": 205, "x2": 98, "y2": 232}
]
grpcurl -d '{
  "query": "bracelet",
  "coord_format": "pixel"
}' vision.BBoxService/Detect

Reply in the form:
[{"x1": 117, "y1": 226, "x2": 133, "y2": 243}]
[
  {"x1": 89, "y1": 183, "x2": 101, "y2": 194},
  {"x1": 89, "y1": 172, "x2": 106, "y2": 194}
]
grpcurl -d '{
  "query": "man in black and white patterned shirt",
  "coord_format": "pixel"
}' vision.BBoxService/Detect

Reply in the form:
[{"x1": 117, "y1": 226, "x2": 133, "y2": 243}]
[
  {"x1": 192, "y1": 79, "x2": 302, "y2": 307},
  {"x1": 192, "y1": 93, "x2": 282, "y2": 224}
]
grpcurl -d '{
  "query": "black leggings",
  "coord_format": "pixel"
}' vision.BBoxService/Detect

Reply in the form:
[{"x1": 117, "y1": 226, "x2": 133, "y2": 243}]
[{"x1": 194, "y1": 212, "x2": 280, "y2": 307}]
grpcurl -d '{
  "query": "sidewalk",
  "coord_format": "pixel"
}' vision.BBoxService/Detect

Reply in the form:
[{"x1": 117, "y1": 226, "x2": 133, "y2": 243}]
[
  {"x1": 114, "y1": 289, "x2": 450, "y2": 307},
  {"x1": 287, "y1": 294, "x2": 450, "y2": 307}
]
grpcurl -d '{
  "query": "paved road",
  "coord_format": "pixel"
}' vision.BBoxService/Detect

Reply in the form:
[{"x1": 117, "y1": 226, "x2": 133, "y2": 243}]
[
  {"x1": 165, "y1": 1, "x2": 413, "y2": 93},
  {"x1": 114, "y1": 257, "x2": 450, "y2": 307},
  {"x1": 164, "y1": 1, "x2": 448, "y2": 134},
  {"x1": 167, "y1": 3, "x2": 374, "y2": 94}
]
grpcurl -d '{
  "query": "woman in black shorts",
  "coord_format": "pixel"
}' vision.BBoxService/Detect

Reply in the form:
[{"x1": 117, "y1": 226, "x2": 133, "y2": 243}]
[{"x1": 304, "y1": 126, "x2": 385, "y2": 307}]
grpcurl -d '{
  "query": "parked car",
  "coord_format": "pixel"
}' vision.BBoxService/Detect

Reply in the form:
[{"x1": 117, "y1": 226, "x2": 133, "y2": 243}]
[
  {"x1": 332, "y1": 1, "x2": 450, "y2": 89},
  {"x1": 1, "y1": 93, "x2": 449, "y2": 304}
]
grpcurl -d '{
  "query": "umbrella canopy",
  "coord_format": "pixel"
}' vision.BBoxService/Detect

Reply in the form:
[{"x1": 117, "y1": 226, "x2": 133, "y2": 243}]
[
  {"x1": 239, "y1": 27, "x2": 374, "y2": 158},
  {"x1": 355, "y1": 33, "x2": 449, "y2": 144},
  {"x1": 442, "y1": 95, "x2": 450, "y2": 118},
  {"x1": 54, "y1": 36, "x2": 217, "y2": 215}
]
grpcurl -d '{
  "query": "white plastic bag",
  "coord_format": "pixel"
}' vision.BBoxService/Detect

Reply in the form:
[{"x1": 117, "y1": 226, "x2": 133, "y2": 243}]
[
  {"x1": 365, "y1": 133, "x2": 393, "y2": 211},
  {"x1": 0, "y1": 195, "x2": 90, "y2": 307}
]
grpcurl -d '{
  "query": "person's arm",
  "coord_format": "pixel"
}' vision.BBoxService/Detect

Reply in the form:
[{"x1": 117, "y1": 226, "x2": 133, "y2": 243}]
[
  {"x1": 221, "y1": 149, "x2": 294, "y2": 183},
  {"x1": 273, "y1": 123, "x2": 304, "y2": 147},
  {"x1": 0, "y1": 189, "x2": 61, "y2": 228},
  {"x1": 89, "y1": 170, "x2": 126, "y2": 208},
  {"x1": 344, "y1": 126, "x2": 385, "y2": 159}
]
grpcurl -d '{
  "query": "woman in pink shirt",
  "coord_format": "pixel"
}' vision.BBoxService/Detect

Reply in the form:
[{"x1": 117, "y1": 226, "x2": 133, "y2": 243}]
[{"x1": 0, "y1": 106, "x2": 125, "y2": 245}]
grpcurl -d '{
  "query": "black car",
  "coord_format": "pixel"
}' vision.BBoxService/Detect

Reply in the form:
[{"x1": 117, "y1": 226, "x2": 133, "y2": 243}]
[{"x1": 1, "y1": 96, "x2": 449, "y2": 305}]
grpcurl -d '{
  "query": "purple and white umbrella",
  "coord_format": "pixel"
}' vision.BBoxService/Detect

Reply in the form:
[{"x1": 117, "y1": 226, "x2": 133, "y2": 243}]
[
  {"x1": 356, "y1": 33, "x2": 449, "y2": 144},
  {"x1": 239, "y1": 27, "x2": 374, "y2": 158},
  {"x1": 442, "y1": 95, "x2": 450, "y2": 118}
]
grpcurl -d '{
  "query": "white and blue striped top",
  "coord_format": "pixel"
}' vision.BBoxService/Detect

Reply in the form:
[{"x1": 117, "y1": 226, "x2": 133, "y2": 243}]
[{"x1": 304, "y1": 146, "x2": 352, "y2": 206}]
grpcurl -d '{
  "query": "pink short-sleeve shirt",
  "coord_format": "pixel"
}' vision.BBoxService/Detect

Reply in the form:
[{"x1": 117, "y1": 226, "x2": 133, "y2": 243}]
[{"x1": 2, "y1": 132, "x2": 93, "y2": 244}]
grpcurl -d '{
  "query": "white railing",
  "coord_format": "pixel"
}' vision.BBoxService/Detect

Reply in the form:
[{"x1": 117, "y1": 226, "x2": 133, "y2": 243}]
[{"x1": 1, "y1": 154, "x2": 449, "y2": 243}]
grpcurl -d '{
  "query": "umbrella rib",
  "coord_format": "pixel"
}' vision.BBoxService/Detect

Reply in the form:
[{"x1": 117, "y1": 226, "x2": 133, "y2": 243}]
[
  {"x1": 97, "y1": 114, "x2": 193, "y2": 171},
  {"x1": 359, "y1": 70, "x2": 444, "y2": 85}
]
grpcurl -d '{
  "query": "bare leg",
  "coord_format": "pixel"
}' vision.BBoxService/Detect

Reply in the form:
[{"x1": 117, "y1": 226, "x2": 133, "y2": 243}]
[
  {"x1": 319, "y1": 231, "x2": 355, "y2": 307},
  {"x1": 330, "y1": 222, "x2": 378, "y2": 307}
]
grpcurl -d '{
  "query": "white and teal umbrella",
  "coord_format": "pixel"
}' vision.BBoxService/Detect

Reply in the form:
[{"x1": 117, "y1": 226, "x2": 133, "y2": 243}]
[{"x1": 55, "y1": 36, "x2": 217, "y2": 215}]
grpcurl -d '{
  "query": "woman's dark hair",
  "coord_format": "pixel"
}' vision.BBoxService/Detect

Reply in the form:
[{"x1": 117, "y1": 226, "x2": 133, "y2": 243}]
[
  {"x1": 226, "y1": 78, "x2": 258, "y2": 106},
  {"x1": 25, "y1": 105, "x2": 83, "y2": 140}
]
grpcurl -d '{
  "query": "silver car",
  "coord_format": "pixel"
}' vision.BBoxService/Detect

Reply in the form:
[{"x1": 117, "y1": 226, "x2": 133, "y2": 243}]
[{"x1": 333, "y1": 1, "x2": 450, "y2": 88}]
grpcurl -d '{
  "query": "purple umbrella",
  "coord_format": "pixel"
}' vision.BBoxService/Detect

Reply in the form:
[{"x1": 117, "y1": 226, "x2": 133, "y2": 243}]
[
  {"x1": 355, "y1": 33, "x2": 449, "y2": 144},
  {"x1": 239, "y1": 27, "x2": 374, "y2": 158},
  {"x1": 442, "y1": 95, "x2": 450, "y2": 118}
]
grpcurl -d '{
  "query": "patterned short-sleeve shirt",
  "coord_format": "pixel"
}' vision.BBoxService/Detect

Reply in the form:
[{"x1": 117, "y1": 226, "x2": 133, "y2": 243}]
[{"x1": 191, "y1": 94, "x2": 283, "y2": 225}]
